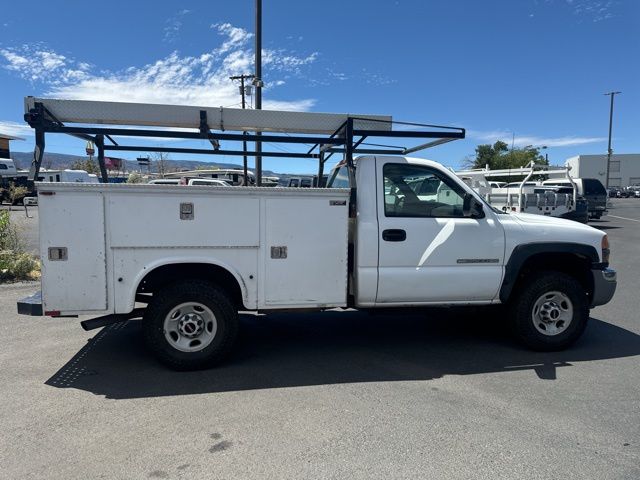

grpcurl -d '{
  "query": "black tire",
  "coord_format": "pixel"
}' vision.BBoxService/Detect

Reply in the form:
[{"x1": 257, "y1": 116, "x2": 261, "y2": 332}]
[
  {"x1": 509, "y1": 271, "x2": 589, "y2": 351},
  {"x1": 143, "y1": 280, "x2": 238, "y2": 370}
]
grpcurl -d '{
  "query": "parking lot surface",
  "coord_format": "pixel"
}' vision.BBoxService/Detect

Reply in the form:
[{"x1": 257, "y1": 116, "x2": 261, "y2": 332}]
[{"x1": 1, "y1": 200, "x2": 639, "y2": 479}]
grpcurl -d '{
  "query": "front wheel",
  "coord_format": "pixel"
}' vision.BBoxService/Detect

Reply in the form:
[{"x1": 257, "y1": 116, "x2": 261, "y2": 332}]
[
  {"x1": 143, "y1": 280, "x2": 239, "y2": 370},
  {"x1": 509, "y1": 272, "x2": 589, "y2": 351}
]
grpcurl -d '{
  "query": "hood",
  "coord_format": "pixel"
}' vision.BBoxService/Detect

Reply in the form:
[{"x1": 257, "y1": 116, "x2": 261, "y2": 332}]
[
  {"x1": 510, "y1": 212, "x2": 594, "y2": 230},
  {"x1": 509, "y1": 212, "x2": 604, "y2": 247},
  {"x1": 499, "y1": 212, "x2": 606, "y2": 264}
]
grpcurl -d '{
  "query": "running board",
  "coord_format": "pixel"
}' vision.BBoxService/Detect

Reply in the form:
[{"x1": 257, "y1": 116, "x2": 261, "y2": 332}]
[{"x1": 80, "y1": 307, "x2": 146, "y2": 331}]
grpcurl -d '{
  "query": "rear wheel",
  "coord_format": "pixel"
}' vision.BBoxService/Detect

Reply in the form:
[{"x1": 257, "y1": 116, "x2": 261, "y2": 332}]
[
  {"x1": 509, "y1": 271, "x2": 589, "y2": 351},
  {"x1": 143, "y1": 280, "x2": 238, "y2": 370}
]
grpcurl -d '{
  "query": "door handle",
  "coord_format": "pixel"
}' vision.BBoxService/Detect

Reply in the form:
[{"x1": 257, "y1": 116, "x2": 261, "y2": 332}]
[{"x1": 382, "y1": 229, "x2": 406, "y2": 242}]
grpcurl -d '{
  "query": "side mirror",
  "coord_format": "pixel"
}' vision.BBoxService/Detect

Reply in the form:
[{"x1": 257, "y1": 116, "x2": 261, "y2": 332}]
[{"x1": 463, "y1": 193, "x2": 485, "y2": 219}]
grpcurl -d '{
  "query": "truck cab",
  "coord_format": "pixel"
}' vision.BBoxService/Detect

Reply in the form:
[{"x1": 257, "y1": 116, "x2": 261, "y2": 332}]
[{"x1": 330, "y1": 154, "x2": 616, "y2": 322}]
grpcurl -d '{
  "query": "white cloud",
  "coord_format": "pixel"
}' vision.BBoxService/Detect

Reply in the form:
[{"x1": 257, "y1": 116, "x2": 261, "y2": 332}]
[
  {"x1": 1, "y1": 24, "x2": 317, "y2": 112},
  {"x1": 469, "y1": 129, "x2": 605, "y2": 148},
  {"x1": 164, "y1": 9, "x2": 193, "y2": 43},
  {"x1": 0, "y1": 44, "x2": 89, "y2": 83},
  {"x1": 544, "y1": 0, "x2": 617, "y2": 22},
  {"x1": 212, "y1": 23, "x2": 254, "y2": 53},
  {"x1": 567, "y1": 0, "x2": 616, "y2": 22},
  {"x1": 0, "y1": 120, "x2": 31, "y2": 138}
]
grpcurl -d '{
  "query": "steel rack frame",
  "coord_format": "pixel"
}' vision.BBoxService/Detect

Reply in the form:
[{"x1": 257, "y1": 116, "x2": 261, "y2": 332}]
[{"x1": 23, "y1": 98, "x2": 465, "y2": 195}]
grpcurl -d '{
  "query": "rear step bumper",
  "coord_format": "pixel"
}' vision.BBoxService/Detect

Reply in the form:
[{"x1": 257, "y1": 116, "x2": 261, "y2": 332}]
[
  {"x1": 17, "y1": 292, "x2": 148, "y2": 330},
  {"x1": 17, "y1": 291, "x2": 43, "y2": 316}
]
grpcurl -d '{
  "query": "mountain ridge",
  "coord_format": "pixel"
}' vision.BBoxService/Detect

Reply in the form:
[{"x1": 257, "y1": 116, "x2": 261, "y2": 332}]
[{"x1": 10, "y1": 151, "x2": 291, "y2": 178}]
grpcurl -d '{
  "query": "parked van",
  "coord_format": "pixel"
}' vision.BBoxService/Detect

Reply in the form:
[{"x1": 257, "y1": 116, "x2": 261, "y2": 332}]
[
  {"x1": 165, "y1": 169, "x2": 255, "y2": 186},
  {"x1": 186, "y1": 178, "x2": 231, "y2": 187},
  {"x1": 0, "y1": 159, "x2": 18, "y2": 177},
  {"x1": 542, "y1": 178, "x2": 607, "y2": 219},
  {"x1": 148, "y1": 179, "x2": 181, "y2": 185}
]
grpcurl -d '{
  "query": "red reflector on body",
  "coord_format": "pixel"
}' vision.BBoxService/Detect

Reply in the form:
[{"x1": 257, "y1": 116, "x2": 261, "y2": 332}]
[
  {"x1": 40, "y1": 192, "x2": 56, "y2": 196},
  {"x1": 45, "y1": 310, "x2": 61, "y2": 316}
]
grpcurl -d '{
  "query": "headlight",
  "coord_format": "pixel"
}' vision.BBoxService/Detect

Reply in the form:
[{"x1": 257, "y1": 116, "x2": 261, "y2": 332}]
[{"x1": 601, "y1": 235, "x2": 610, "y2": 265}]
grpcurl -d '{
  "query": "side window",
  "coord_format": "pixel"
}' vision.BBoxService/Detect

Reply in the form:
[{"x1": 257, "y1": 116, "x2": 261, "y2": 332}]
[
  {"x1": 327, "y1": 165, "x2": 350, "y2": 188},
  {"x1": 383, "y1": 163, "x2": 466, "y2": 218},
  {"x1": 584, "y1": 179, "x2": 605, "y2": 195},
  {"x1": 0, "y1": 164, "x2": 7, "y2": 170}
]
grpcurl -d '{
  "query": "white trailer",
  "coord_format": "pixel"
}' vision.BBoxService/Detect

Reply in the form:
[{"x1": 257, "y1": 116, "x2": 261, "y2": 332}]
[
  {"x1": 18, "y1": 98, "x2": 617, "y2": 370},
  {"x1": 34, "y1": 169, "x2": 99, "y2": 183}
]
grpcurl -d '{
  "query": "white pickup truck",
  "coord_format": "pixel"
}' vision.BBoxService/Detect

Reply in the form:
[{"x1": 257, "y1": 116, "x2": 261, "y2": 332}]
[{"x1": 19, "y1": 154, "x2": 617, "y2": 370}]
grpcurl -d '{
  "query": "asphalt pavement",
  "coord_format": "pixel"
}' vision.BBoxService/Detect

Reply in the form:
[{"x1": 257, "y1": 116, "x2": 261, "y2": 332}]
[{"x1": 0, "y1": 200, "x2": 638, "y2": 479}]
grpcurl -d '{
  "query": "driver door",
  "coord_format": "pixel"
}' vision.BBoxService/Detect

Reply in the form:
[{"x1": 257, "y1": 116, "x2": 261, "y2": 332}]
[{"x1": 376, "y1": 159, "x2": 505, "y2": 304}]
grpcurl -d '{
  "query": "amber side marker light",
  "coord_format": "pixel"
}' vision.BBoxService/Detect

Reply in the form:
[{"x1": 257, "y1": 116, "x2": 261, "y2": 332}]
[{"x1": 601, "y1": 235, "x2": 610, "y2": 264}]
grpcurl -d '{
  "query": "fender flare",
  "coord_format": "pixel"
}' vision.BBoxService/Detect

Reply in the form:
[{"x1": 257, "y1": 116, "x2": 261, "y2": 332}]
[
  {"x1": 128, "y1": 257, "x2": 251, "y2": 312},
  {"x1": 499, "y1": 242, "x2": 599, "y2": 303}
]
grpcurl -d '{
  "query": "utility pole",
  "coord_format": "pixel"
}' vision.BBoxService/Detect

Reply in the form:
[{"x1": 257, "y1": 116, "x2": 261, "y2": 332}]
[
  {"x1": 254, "y1": 0, "x2": 264, "y2": 186},
  {"x1": 229, "y1": 74, "x2": 255, "y2": 186},
  {"x1": 604, "y1": 91, "x2": 621, "y2": 189}
]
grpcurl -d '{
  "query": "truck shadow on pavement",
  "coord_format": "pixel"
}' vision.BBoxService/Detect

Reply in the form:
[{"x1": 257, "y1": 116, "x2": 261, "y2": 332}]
[{"x1": 45, "y1": 309, "x2": 640, "y2": 399}]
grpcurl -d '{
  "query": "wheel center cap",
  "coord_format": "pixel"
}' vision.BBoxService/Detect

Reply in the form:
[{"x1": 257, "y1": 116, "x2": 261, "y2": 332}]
[
  {"x1": 178, "y1": 314, "x2": 204, "y2": 337},
  {"x1": 540, "y1": 302, "x2": 561, "y2": 323}
]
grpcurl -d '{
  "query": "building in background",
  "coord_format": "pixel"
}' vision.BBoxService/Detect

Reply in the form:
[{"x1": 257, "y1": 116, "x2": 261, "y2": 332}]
[
  {"x1": 565, "y1": 154, "x2": 640, "y2": 187},
  {"x1": 0, "y1": 133, "x2": 24, "y2": 159}
]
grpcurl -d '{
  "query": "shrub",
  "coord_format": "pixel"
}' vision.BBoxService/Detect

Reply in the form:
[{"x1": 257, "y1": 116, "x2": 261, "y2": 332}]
[
  {"x1": 0, "y1": 210, "x2": 21, "y2": 251},
  {"x1": 127, "y1": 172, "x2": 144, "y2": 184},
  {"x1": 8, "y1": 183, "x2": 28, "y2": 205},
  {"x1": 10, "y1": 253, "x2": 39, "y2": 279},
  {"x1": 0, "y1": 210, "x2": 39, "y2": 282}
]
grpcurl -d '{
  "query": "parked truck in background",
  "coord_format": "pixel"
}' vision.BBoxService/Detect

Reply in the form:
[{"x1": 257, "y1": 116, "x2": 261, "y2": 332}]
[{"x1": 542, "y1": 177, "x2": 608, "y2": 219}]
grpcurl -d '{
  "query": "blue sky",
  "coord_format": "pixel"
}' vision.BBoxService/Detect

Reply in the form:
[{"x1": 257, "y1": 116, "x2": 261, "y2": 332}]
[{"x1": 1, "y1": 0, "x2": 638, "y2": 173}]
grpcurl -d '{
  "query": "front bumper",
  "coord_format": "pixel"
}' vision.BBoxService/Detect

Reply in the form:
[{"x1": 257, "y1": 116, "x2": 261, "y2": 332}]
[
  {"x1": 589, "y1": 205, "x2": 608, "y2": 218},
  {"x1": 590, "y1": 268, "x2": 617, "y2": 307}
]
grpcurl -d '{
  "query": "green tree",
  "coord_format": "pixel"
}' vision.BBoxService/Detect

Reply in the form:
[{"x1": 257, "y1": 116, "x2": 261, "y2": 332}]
[
  {"x1": 70, "y1": 158, "x2": 99, "y2": 174},
  {"x1": 466, "y1": 141, "x2": 548, "y2": 170},
  {"x1": 126, "y1": 172, "x2": 144, "y2": 184}
]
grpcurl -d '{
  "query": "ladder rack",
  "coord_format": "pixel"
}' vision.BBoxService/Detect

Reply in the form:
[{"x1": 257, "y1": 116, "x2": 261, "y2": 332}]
[{"x1": 23, "y1": 97, "x2": 465, "y2": 187}]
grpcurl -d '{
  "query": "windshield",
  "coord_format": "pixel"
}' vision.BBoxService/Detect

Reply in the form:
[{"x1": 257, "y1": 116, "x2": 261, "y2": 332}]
[{"x1": 583, "y1": 178, "x2": 606, "y2": 195}]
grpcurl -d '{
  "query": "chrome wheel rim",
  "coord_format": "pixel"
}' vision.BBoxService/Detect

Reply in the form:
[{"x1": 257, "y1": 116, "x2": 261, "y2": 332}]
[
  {"x1": 532, "y1": 291, "x2": 573, "y2": 336},
  {"x1": 163, "y1": 302, "x2": 217, "y2": 352}
]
